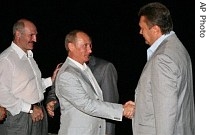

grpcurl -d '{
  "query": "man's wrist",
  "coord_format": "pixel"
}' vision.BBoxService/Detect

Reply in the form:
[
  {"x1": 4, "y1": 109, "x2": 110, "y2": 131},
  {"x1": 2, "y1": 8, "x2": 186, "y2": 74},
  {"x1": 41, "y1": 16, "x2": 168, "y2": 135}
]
[{"x1": 28, "y1": 105, "x2": 34, "y2": 114}]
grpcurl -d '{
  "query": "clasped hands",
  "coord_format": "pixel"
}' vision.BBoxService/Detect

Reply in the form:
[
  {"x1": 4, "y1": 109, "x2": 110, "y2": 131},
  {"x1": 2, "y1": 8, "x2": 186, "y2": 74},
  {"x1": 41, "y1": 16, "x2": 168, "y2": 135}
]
[
  {"x1": 123, "y1": 101, "x2": 135, "y2": 119},
  {"x1": 46, "y1": 100, "x2": 135, "y2": 119},
  {"x1": 30, "y1": 105, "x2": 44, "y2": 122}
]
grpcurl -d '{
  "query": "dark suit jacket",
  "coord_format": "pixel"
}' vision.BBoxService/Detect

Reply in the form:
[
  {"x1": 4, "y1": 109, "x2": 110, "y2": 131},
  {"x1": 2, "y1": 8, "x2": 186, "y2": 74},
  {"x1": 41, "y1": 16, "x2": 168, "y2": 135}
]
[
  {"x1": 88, "y1": 56, "x2": 119, "y2": 135},
  {"x1": 46, "y1": 56, "x2": 119, "y2": 135}
]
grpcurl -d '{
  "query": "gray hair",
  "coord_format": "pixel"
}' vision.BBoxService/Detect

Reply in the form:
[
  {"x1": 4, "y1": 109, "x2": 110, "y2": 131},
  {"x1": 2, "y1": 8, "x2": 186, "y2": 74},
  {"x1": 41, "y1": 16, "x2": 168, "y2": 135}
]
[{"x1": 12, "y1": 19, "x2": 27, "y2": 35}]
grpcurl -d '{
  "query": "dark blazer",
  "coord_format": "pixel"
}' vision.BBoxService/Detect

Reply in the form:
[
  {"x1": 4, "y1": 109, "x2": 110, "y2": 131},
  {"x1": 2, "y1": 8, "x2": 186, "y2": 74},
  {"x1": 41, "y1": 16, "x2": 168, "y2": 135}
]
[
  {"x1": 132, "y1": 33, "x2": 195, "y2": 135},
  {"x1": 88, "y1": 56, "x2": 119, "y2": 135}
]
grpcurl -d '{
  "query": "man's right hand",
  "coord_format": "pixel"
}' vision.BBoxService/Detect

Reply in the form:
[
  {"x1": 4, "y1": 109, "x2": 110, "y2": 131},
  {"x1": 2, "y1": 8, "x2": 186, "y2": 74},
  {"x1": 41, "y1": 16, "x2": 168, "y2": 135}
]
[
  {"x1": 46, "y1": 100, "x2": 57, "y2": 117},
  {"x1": 123, "y1": 101, "x2": 135, "y2": 119},
  {"x1": 31, "y1": 105, "x2": 44, "y2": 122}
]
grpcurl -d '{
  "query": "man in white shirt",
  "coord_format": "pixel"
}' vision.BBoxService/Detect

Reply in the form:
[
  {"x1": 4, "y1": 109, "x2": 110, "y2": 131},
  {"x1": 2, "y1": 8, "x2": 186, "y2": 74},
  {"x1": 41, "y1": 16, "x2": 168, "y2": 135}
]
[{"x1": 0, "y1": 18, "x2": 59, "y2": 135}]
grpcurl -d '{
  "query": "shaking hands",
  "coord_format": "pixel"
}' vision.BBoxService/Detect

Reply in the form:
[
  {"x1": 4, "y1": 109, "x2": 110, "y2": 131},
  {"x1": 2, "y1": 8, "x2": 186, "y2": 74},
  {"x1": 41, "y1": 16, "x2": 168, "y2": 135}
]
[{"x1": 123, "y1": 101, "x2": 135, "y2": 119}]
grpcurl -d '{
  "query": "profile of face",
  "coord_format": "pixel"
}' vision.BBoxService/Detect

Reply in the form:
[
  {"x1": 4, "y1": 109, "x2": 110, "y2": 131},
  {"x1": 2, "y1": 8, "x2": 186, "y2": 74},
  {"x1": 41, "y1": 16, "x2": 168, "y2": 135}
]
[
  {"x1": 16, "y1": 20, "x2": 37, "y2": 52},
  {"x1": 139, "y1": 16, "x2": 157, "y2": 46},
  {"x1": 69, "y1": 32, "x2": 92, "y2": 64}
]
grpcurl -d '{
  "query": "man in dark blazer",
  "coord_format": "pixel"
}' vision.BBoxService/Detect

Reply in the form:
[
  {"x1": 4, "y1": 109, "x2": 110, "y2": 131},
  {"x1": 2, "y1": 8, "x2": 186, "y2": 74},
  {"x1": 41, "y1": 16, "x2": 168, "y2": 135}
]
[
  {"x1": 87, "y1": 55, "x2": 119, "y2": 135},
  {"x1": 132, "y1": 2, "x2": 194, "y2": 135}
]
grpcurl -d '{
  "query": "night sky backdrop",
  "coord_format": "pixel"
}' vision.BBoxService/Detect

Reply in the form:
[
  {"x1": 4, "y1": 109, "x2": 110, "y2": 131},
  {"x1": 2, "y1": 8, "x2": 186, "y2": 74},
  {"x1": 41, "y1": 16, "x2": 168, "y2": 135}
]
[{"x1": 0, "y1": 0, "x2": 194, "y2": 134}]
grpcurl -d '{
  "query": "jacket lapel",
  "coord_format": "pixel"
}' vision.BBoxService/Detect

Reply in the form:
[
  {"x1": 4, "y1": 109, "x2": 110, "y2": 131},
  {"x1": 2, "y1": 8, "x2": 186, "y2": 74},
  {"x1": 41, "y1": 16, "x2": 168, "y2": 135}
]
[{"x1": 66, "y1": 58, "x2": 103, "y2": 99}]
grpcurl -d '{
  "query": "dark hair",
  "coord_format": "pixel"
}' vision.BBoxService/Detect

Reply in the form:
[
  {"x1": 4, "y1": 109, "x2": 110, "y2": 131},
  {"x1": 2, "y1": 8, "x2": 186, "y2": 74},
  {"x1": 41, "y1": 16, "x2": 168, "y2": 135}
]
[{"x1": 138, "y1": 2, "x2": 173, "y2": 34}]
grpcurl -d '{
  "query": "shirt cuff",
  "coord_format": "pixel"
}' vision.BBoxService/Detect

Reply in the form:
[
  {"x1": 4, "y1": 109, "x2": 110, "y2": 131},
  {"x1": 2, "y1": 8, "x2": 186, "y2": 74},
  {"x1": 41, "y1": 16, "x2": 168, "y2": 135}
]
[
  {"x1": 22, "y1": 102, "x2": 31, "y2": 113},
  {"x1": 43, "y1": 77, "x2": 53, "y2": 88}
]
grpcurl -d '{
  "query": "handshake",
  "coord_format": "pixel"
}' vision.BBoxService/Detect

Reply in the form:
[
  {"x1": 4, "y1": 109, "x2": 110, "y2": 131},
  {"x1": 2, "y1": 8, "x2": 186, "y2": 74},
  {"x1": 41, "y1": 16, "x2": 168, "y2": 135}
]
[
  {"x1": 47, "y1": 100, "x2": 136, "y2": 119},
  {"x1": 123, "y1": 101, "x2": 135, "y2": 119}
]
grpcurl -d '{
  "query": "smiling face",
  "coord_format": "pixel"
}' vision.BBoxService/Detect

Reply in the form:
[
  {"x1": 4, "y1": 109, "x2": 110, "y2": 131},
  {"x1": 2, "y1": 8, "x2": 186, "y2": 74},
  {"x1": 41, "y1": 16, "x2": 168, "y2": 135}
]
[
  {"x1": 13, "y1": 20, "x2": 37, "y2": 52},
  {"x1": 68, "y1": 32, "x2": 92, "y2": 64}
]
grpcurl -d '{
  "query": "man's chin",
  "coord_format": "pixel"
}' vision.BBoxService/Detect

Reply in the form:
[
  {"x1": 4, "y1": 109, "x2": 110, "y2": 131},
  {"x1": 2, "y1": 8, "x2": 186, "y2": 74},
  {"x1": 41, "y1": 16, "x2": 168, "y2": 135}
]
[
  {"x1": 85, "y1": 57, "x2": 90, "y2": 62},
  {"x1": 145, "y1": 41, "x2": 150, "y2": 45},
  {"x1": 28, "y1": 45, "x2": 34, "y2": 50},
  {"x1": 86, "y1": 58, "x2": 90, "y2": 62}
]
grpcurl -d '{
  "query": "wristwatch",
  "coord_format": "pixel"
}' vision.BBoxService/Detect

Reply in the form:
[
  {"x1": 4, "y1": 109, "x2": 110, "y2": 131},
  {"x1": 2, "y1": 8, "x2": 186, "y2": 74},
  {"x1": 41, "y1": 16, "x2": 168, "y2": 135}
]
[{"x1": 29, "y1": 105, "x2": 34, "y2": 114}]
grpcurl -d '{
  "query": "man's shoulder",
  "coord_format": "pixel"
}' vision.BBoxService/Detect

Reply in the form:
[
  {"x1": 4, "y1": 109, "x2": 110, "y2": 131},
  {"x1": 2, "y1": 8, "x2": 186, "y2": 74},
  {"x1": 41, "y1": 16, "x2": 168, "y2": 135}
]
[
  {"x1": 90, "y1": 56, "x2": 113, "y2": 66},
  {"x1": 0, "y1": 46, "x2": 17, "y2": 61}
]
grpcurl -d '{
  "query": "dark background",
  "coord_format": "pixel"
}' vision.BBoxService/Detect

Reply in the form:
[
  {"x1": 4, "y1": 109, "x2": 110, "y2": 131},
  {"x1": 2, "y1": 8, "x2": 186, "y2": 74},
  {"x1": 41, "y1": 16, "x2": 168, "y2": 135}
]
[{"x1": 0, "y1": 0, "x2": 194, "y2": 134}]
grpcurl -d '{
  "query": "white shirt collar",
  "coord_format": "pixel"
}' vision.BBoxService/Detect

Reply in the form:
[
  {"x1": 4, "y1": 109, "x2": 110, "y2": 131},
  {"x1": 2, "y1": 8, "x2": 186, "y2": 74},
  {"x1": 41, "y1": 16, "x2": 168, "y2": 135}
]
[
  {"x1": 147, "y1": 31, "x2": 175, "y2": 61},
  {"x1": 67, "y1": 57, "x2": 87, "y2": 71},
  {"x1": 11, "y1": 42, "x2": 33, "y2": 58}
]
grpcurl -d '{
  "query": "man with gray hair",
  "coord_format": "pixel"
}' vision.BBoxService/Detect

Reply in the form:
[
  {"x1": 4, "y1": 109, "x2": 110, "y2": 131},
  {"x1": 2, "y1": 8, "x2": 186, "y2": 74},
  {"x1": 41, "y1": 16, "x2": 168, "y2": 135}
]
[{"x1": 0, "y1": 18, "x2": 59, "y2": 135}]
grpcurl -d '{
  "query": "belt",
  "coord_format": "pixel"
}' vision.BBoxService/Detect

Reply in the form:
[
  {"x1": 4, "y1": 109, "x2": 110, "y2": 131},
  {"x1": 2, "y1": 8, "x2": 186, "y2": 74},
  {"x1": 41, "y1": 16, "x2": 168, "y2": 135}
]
[{"x1": 33, "y1": 101, "x2": 43, "y2": 106}]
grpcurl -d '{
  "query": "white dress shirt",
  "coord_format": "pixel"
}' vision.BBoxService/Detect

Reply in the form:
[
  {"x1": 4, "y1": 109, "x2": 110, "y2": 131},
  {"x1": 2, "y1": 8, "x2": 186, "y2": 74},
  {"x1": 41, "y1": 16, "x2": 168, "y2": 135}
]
[{"x1": 0, "y1": 42, "x2": 52, "y2": 115}]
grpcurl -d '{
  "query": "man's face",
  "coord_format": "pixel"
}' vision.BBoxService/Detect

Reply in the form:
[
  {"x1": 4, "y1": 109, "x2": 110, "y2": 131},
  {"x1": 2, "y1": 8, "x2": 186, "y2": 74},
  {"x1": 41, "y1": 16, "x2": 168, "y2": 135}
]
[
  {"x1": 70, "y1": 32, "x2": 92, "y2": 64},
  {"x1": 18, "y1": 21, "x2": 37, "y2": 52},
  {"x1": 139, "y1": 16, "x2": 156, "y2": 46}
]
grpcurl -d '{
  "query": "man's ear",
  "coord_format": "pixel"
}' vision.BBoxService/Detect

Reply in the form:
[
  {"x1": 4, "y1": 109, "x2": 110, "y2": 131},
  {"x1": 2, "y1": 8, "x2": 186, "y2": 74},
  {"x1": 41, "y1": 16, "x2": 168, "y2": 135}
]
[
  {"x1": 68, "y1": 42, "x2": 74, "y2": 51},
  {"x1": 152, "y1": 25, "x2": 161, "y2": 34},
  {"x1": 15, "y1": 31, "x2": 21, "y2": 38}
]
